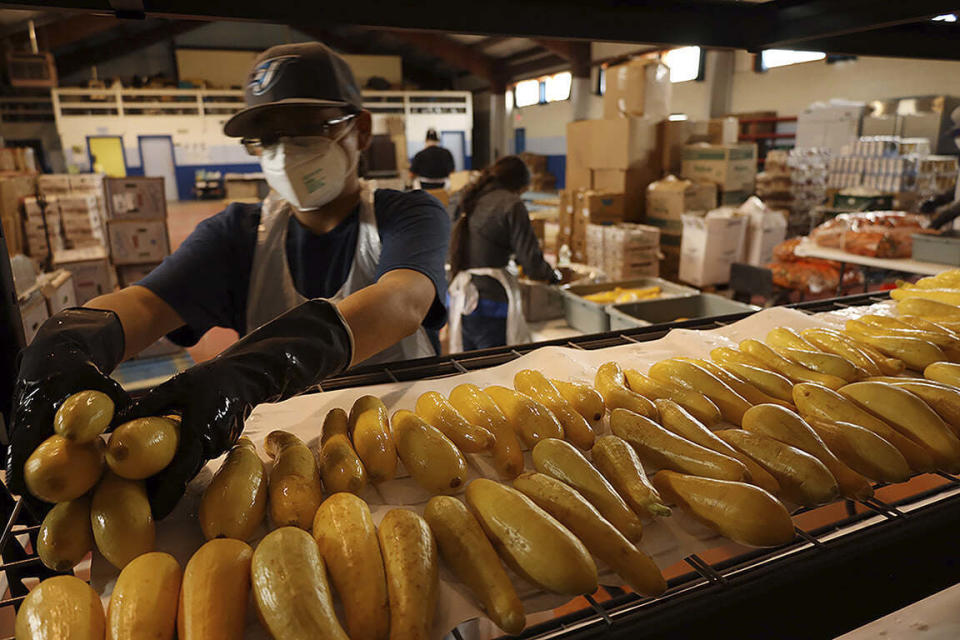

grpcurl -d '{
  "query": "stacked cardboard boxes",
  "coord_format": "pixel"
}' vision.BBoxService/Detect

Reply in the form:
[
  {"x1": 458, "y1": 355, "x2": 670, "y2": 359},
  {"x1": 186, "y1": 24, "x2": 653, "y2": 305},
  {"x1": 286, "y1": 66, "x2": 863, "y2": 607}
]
[
  {"x1": 646, "y1": 176, "x2": 717, "y2": 279},
  {"x1": 52, "y1": 246, "x2": 115, "y2": 305},
  {"x1": 678, "y1": 209, "x2": 749, "y2": 287},
  {"x1": 104, "y1": 177, "x2": 169, "y2": 280},
  {"x1": 681, "y1": 143, "x2": 758, "y2": 206},
  {"x1": 59, "y1": 193, "x2": 105, "y2": 249},
  {"x1": 0, "y1": 173, "x2": 37, "y2": 255},
  {"x1": 585, "y1": 222, "x2": 660, "y2": 279},
  {"x1": 519, "y1": 152, "x2": 556, "y2": 191},
  {"x1": 22, "y1": 196, "x2": 64, "y2": 258}
]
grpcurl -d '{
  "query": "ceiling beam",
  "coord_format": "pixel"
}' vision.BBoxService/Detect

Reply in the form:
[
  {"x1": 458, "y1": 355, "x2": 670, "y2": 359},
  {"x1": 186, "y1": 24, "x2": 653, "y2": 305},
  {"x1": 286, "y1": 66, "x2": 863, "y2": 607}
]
[
  {"x1": 4, "y1": 13, "x2": 121, "y2": 52},
  {"x1": 762, "y1": 0, "x2": 960, "y2": 48},
  {"x1": 55, "y1": 20, "x2": 205, "y2": 77},
  {"x1": 506, "y1": 53, "x2": 568, "y2": 80},
  {"x1": 468, "y1": 35, "x2": 510, "y2": 50},
  {"x1": 501, "y1": 46, "x2": 551, "y2": 65},
  {"x1": 362, "y1": 28, "x2": 504, "y2": 89},
  {"x1": 769, "y1": 20, "x2": 960, "y2": 61},
  {"x1": 534, "y1": 38, "x2": 590, "y2": 77}
]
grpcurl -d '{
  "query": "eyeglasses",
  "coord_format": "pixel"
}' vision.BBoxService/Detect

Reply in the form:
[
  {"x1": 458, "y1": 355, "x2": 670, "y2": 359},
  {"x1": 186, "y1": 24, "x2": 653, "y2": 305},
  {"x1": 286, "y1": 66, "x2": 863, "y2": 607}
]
[{"x1": 241, "y1": 113, "x2": 358, "y2": 155}]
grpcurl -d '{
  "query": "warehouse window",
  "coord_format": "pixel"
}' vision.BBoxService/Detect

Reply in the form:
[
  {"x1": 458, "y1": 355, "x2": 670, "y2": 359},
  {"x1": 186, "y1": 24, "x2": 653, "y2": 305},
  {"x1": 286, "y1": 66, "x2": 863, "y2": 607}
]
[
  {"x1": 760, "y1": 49, "x2": 826, "y2": 70},
  {"x1": 514, "y1": 79, "x2": 540, "y2": 108},
  {"x1": 662, "y1": 46, "x2": 703, "y2": 83},
  {"x1": 513, "y1": 71, "x2": 572, "y2": 107},
  {"x1": 544, "y1": 72, "x2": 572, "y2": 102},
  {"x1": 933, "y1": 13, "x2": 957, "y2": 21}
]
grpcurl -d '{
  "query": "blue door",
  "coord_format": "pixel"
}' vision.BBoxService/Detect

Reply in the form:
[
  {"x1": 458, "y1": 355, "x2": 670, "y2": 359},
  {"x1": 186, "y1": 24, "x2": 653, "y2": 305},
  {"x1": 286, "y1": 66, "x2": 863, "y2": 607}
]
[{"x1": 514, "y1": 127, "x2": 526, "y2": 154}]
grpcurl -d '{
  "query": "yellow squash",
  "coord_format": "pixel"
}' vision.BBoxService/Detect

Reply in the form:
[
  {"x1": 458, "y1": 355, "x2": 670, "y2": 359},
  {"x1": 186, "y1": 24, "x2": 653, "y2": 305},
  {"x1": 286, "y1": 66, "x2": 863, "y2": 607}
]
[
  {"x1": 531, "y1": 437, "x2": 644, "y2": 542},
  {"x1": 38, "y1": 495, "x2": 94, "y2": 572},
  {"x1": 652, "y1": 471, "x2": 795, "y2": 547},
  {"x1": 450, "y1": 383, "x2": 524, "y2": 479},
  {"x1": 855, "y1": 315, "x2": 956, "y2": 349},
  {"x1": 839, "y1": 381, "x2": 960, "y2": 472},
  {"x1": 551, "y1": 379, "x2": 606, "y2": 422},
  {"x1": 805, "y1": 418, "x2": 911, "y2": 483},
  {"x1": 741, "y1": 404, "x2": 873, "y2": 500},
  {"x1": 793, "y1": 382, "x2": 935, "y2": 473},
  {"x1": 516, "y1": 369, "x2": 597, "y2": 449},
  {"x1": 54, "y1": 390, "x2": 114, "y2": 443},
  {"x1": 321, "y1": 407, "x2": 350, "y2": 444},
  {"x1": 844, "y1": 321, "x2": 945, "y2": 371},
  {"x1": 766, "y1": 327, "x2": 816, "y2": 351},
  {"x1": 178, "y1": 538, "x2": 253, "y2": 640},
  {"x1": 465, "y1": 478, "x2": 597, "y2": 595},
  {"x1": 106, "y1": 417, "x2": 179, "y2": 480},
  {"x1": 715, "y1": 429, "x2": 839, "y2": 507},
  {"x1": 91, "y1": 472, "x2": 155, "y2": 570},
  {"x1": 199, "y1": 437, "x2": 267, "y2": 541},
  {"x1": 107, "y1": 552, "x2": 181, "y2": 640},
  {"x1": 415, "y1": 391, "x2": 495, "y2": 453},
  {"x1": 514, "y1": 472, "x2": 667, "y2": 597},
  {"x1": 769, "y1": 346, "x2": 861, "y2": 382},
  {"x1": 392, "y1": 410, "x2": 467, "y2": 494},
  {"x1": 925, "y1": 361, "x2": 960, "y2": 387},
  {"x1": 648, "y1": 359, "x2": 752, "y2": 425},
  {"x1": 890, "y1": 286, "x2": 960, "y2": 306},
  {"x1": 872, "y1": 379, "x2": 960, "y2": 437},
  {"x1": 16, "y1": 575, "x2": 105, "y2": 640},
  {"x1": 898, "y1": 296, "x2": 960, "y2": 322},
  {"x1": 424, "y1": 495, "x2": 525, "y2": 634},
  {"x1": 24, "y1": 434, "x2": 104, "y2": 503},
  {"x1": 708, "y1": 354, "x2": 796, "y2": 403},
  {"x1": 739, "y1": 339, "x2": 846, "y2": 389},
  {"x1": 313, "y1": 493, "x2": 389, "y2": 640},
  {"x1": 590, "y1": 435, "x2": 671, "y2": 517},
  {"x1": 349, "y1": 395, "x2": 398, "y2": 482},
  {"x1": 252, "y1": 527, "x2": 348, "y2": 640},
  {"x1": 610, "y1": 408, "x2": 748, "y2": 482},
  {"x1": 623, "y1": 368, "x2": 721, "y2": 427},
  {"x1": 378, "y1": 509, "x2": 439, "y2": 640},
  {"x1": 691, "y1": 358, "x2": 794, "y2": 409},
  {"x1": 320, "y1": 431, "x2": 367, "y2": 495},
  {"x1": 265, "y1": 430, "x2": 324, "y2": 529},
  {"x1": 800, "y1": 328, "x2": 883, "y2": 377},
  {"x1": 484, "y1": 385, "x2": 564, "y2": 447},
  {"x1": 593, "y1": 362, "x2": 659, "y2": 420},
  {"x1": 654, "y1": 398, "x2": 780, "y2": 495}
]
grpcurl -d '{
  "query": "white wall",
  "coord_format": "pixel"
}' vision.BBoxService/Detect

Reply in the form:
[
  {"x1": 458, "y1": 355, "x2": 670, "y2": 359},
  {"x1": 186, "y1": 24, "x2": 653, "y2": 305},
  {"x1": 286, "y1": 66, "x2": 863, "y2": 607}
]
[{"x1": 730, "y1": 52, "x2": 960, "y2": 116}]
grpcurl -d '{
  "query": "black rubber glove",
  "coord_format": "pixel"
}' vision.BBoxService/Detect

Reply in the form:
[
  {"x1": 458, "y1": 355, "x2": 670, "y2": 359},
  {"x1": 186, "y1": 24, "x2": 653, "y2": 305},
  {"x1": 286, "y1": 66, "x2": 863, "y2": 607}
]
[
  {"x1": 6, "y1": 308, "x2": 128, "y2": 520},
  {"x1": 128, "y1": 298, "x2": 353, "y2": 519}
]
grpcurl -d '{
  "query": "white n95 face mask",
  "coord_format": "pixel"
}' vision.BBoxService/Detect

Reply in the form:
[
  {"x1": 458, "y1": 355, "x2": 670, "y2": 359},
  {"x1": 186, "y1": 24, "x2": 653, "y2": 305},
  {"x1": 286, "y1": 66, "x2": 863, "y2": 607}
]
[{"x1": 260, "y1": 126, "x2": 355, "y2": 210}]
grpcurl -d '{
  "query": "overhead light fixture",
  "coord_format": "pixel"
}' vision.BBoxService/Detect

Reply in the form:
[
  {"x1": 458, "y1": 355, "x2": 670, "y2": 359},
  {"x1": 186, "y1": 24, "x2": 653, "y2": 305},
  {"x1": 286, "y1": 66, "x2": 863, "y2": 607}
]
[{"x1": 933, "y1": 13, "x2": 957, "y2": 21}]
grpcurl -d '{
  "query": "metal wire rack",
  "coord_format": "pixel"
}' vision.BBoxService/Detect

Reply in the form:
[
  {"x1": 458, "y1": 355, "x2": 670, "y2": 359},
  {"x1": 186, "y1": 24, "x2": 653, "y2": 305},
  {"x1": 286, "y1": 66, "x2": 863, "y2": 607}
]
[{"x1": 3, "y1": 290, "x2": 958, "y2": 639}]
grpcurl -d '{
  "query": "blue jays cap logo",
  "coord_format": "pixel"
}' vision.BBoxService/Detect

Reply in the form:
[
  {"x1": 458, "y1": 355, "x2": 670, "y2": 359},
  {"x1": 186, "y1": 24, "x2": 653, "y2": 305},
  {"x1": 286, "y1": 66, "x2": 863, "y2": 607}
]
[{"x1": 249, "y1": 55, "x2": 297, "y2": 96}]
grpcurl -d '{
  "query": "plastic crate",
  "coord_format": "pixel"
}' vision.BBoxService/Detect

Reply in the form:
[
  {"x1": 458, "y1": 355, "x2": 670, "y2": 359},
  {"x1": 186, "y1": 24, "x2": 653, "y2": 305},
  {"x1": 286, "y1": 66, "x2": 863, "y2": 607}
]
[
  {"x1": 561, "y1": 277, "x2": 698, "y2": 334},
  {"x1": 607, "y1": 293, "x2": 759, "y2": 330}
]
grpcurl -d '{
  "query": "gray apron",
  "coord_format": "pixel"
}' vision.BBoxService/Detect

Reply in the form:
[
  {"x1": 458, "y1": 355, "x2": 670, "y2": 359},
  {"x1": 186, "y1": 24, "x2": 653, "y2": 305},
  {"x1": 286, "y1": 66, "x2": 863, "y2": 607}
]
[{"x1": 245, "y1": 184, "x2": 435, "y2": 366}]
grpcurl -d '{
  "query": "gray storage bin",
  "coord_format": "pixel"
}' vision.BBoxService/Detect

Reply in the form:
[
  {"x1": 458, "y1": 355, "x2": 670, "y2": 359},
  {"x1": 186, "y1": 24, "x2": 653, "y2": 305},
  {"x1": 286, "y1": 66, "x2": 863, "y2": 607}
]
[
  {"x1": 912, "y1": 232, "x2": 960, "y2": 266},
  {"x1": 607, "y1": 293, "x2": 759, "y2": 331},
  {"x1": 562, "y1": 277, "x2": 698, "y2": 334}
]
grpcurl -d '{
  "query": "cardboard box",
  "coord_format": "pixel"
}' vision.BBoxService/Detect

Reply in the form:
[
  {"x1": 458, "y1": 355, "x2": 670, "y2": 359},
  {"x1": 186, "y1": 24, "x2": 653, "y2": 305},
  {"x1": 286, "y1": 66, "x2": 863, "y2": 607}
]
[
  {"x1": 58, "y1": 193, "x2": 100, "y2": 214},
  {"x1": 37, "y1": 174, "x2": 71, "y2": 195},
  {"x1": 659, "y1": 120, "x2": 694, "y2": 177},
  {"x1": 19, "y1": 289, "x2": 49, "y2": 344},
  {"x1": 37, "y1": 269, "x2": 77, "y2": 315},
  {"x1": 592, "y1": 167, "x2": 659, "y2": 222},
  {"x1": 681, "y1": 143, "x2": 758, "y2": 193},
  {"x1": 579, "y1": 191, "x2": 625, "y2": 225},
  {"x1": 603, "y1": 58, "x2": 672, "y2": 121},
  {"x1": 567, "y1": 118, "x2": 659, "y2": 171},
  {"x1": 556, "y1": 190, "x2": 576, "y2": 254},
  {"x1": 448, "y1": 171, "x2": 475, "y2": 193},
  {"x1": 105, "y1": 177, "x2": 166, "y2": 220},
  {"x1": 116, "y1": 262, "x2": 161, "y2": 287},
  {"x1": 646, "y1": 176, "x2": 718, "y2": 233},
  {"x1": 605, "y1": 224, "x2": 661, "y2": 280},
  {"x1": 565, "y1": 165, "x2": 592, "y2": 192},
  {"x1": 678, "y1": 210, "x2": 748, "y2": 287},
  {"x1": 69, "y1": 173, "x2": 105, "y2": 193},
  {"x1": 224, "y1": 176, "x2": 262, "y2": 200},
  {"x1": 24, "y1": 196, "x2": 58, "y2": 218},
  {"x1": 0, "y1": 174, "x2": 37, "y2": 254},
  {"x1": 738, "y1": 197, "x2": 788, "y2": 266},
  {"x1": 107, "y1": 219, "x2": 170, "y2": 265},
  {"x1": 586, "y1": 224, "x2": 607, "y2": 269},
  {"x1": 659, "y1": 243, "x2": 681, "y2": 280},
  {"x1": 53, "y1": 246, "x2": 115, "y2": 304}
]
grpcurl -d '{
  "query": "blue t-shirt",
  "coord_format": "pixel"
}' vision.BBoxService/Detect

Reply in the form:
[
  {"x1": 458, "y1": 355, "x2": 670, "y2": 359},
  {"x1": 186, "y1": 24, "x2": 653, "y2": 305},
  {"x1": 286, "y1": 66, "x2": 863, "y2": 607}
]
[{"x1": 139, "y1": 189, "x2": 450, "y2": 350}]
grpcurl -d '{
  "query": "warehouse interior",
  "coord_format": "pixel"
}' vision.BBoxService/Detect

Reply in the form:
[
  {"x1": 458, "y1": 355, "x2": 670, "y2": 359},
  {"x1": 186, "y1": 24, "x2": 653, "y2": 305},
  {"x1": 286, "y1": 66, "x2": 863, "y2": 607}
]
[{"x1": 4, "y1": 2, "x2": 960, "y2": 639}]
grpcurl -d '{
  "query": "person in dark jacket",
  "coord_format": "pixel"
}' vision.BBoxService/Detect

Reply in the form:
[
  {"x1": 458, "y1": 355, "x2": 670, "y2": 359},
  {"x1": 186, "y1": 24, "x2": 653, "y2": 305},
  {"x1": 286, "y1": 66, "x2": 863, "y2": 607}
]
[
  {"x1": 410, "y1": 129, "x2": 455, "y2": 189},
  {"x1": 448, "y1": 155, "x2": 561, "y2": 351}
]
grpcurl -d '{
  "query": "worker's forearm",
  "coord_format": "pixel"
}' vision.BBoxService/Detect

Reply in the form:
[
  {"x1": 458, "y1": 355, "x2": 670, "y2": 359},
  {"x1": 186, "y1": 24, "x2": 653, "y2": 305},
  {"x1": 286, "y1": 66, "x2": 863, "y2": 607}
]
[
  {"x1": 85, "y1": 285, "x2": 185, "y2": 361},
  {"x1": 336, "y1": 281, "x2": 426, "y2": 366}
]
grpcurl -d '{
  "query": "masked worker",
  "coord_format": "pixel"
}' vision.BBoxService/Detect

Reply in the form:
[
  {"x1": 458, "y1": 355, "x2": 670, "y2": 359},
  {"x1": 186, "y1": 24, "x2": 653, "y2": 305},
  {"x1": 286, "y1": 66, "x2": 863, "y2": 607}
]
[
  {"x1": 410, "y1": 128, "x2": 456, "y2": 190},
  {"x1": 7, "y1": 42, "x2": 449, "y2": 519},
  {"x1": 448, "y1": 155, "x2": 561, "y2": 351}
]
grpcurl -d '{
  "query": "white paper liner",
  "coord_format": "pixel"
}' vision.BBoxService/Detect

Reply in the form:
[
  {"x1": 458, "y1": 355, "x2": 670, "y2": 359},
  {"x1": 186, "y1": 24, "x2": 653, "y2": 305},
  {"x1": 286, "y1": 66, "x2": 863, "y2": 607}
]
[{"x1": 88, "y1": 303, "x2": 890, "y2": 638}]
